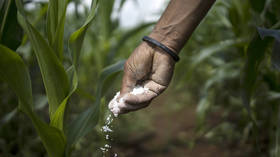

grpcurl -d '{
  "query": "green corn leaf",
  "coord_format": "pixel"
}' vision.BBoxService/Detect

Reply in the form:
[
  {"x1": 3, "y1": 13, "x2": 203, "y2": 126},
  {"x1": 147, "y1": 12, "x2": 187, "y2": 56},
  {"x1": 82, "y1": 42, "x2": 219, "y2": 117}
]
[
  {"x1": 16, "y1": 0, "x2": 70, "y2": 117},
  {"x1": 50, "y1": 66, "x2": 78, "y2": 131},
  {"x1": 69, "y1": 0, "x2": 99, "y2": 67},
  {"x1": 181, "y1": 37, "x2": 247, "y2": 84},
  {"x1": 46, "y1": 0, "x2": 68, "y2": 60},
  {"x1": 241, "y1": 33, "x2": 270, "y2": 117},
  {"x1": 196, "y1": 93, "x2": 212, "y2": 128},
  {"x1": 66, "y1": 60, "x2": 125, "y2": 152},
  {"x1": 0, "y1": 44, "x2": 66, "y2": 157},
  {"x1": 52, "y1": 12, "x2": 66, "y2": 61},
  {"x1": 196, "y1": 62, "x2": 241, "y2": 127},
  {"x1": 29, "y1": 112, "x2": 66, "y2": 157},
  {"x1": 0, "y1": 0, "x2": 4, "y2": 9},
  {"x1": 0, "y1": 95, "x2": 48, "y2": 125},
  {"x1": 98, "y1": 0, "x2": 114, "y2": 40},
  {"x1": 191, "y1": 38, "x2": 247, "y2": 67},
  {"x1": 51, "y1": 0, "x2": 99, "y2": 133},
  {"x1": 21, "y1": 4, "x2": 48, "y2": 46},
  {"x1": 0, "y1": 44, "x2": 33, "y2": 113},
  {"x1": 0, "y1": 108, "x2": 17, "y2": 126},
  {"x1": 98, "y1": 61, "x2": 125, "y2": 97},
  {"x1": 257, "y1": 27, "x2": 280, "y2": 71},
  {"x1": 50, "y1": 0, "x2": 99, "y2": 131},
  {"x1": 0, "y1": 0, "x2": 23, "y2": 51},
  {"x1": 65, "y1": 105, "x2": 99, "y2": 156},
  {"x1": 50, "y1": 97, "x2": 70, "y2": 131},
  {"x1": 46, "y1": 0, "x2": 58, "y2": 44},
  {"x1": 256, "y1": 28, "x2": 280, "y2": 156}
]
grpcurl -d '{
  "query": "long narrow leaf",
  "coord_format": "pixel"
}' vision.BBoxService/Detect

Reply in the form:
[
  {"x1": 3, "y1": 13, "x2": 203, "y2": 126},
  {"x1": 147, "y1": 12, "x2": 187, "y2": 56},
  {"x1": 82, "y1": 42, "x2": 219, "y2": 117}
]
[
  {"x1": 46, "y1": 0, "x2": 68, "y2": 60},
  {"x1": 181, "y1": 37, "x2": 247, "y2": 84},
  {"x1": 50, "y1": 66, "x2": 78, "y2": 130},
  {"x1": 98, "y1": 0, "x2": 114, "y2": 39},
  {"x1": 69, "y1": 0, "x2": 99, "y2": 67},
  {"x1": 46, "y1": 0, "x2": 58, "y2": 45},
  {"x1": 16, "y1": 0, "x2": 70, "y2": 117},
  {"x1": 50, "y1": 0, "x2": 100, "y2": 131},
  {"x1": 0, "y1": 0, "x2": 23, "y2": 50},
  {"x1": 50, "y1": 0, "x2": 98, "y2": 131},
  {"x1": 241, "y1": 33, "x2": 270, "y2": 116},
  {"x1": 0, "y1": 45, "x2": 66, "y2": 157},
  {"x1": 0, "y1": 44, "x2": 33, "y2": 113},
  {"x1": 191, "y1": 38, "x2": 247, "y2": 66},
  {"x1": 257, "y1": 27, "x2": 280, "y2": 71},
  {"x1": 29, "y1": 112, "x2": 66, "y2": 157}
]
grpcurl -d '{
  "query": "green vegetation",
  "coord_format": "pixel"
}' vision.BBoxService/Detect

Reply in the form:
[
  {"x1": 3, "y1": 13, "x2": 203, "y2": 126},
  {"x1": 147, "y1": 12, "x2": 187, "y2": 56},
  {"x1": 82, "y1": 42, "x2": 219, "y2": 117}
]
[
  {"x1": 0, "y1": 0, "x2": 280, "y2": 156},
  {"x1": 0, "y1": 0, "x2": 125, "y2": 156}
]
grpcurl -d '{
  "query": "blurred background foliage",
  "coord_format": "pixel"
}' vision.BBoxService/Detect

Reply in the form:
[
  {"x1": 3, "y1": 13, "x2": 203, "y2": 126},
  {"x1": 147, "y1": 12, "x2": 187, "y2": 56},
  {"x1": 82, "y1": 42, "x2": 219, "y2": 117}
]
[{"x1": 0, "y1": 0, "x2": 280, "y2": 156}]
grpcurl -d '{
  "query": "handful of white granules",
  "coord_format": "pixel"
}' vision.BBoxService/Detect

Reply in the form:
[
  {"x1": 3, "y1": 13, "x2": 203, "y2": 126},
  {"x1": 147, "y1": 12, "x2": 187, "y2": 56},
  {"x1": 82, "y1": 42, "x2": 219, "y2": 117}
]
[
  {"x1": 101, "y1": 86, "x2": 150, "y2": 155},
  {"x1": 108, "y1": 85, "x2": 149, "y2": 117}
]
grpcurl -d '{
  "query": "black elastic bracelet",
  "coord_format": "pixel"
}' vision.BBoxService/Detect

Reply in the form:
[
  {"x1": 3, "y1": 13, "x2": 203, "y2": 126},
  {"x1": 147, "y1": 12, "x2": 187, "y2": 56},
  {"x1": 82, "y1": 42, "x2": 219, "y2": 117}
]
[{"x1": 142, "y1": 36, "x2": 180, "y2": 62}]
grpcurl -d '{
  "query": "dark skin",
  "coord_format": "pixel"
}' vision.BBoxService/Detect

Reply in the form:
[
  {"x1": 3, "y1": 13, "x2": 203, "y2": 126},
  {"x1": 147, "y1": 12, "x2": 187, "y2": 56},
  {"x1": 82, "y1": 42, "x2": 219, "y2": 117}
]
[{"x1": 116, "y1": 0, "x2": 216, "y2": 114}]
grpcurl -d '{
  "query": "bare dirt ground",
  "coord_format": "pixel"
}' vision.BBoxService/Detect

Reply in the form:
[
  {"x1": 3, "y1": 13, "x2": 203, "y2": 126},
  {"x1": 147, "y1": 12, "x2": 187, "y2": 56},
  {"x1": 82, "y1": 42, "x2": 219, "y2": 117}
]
[{"x1": 111, "y1": 91, "x2": 252, "y2": 157}]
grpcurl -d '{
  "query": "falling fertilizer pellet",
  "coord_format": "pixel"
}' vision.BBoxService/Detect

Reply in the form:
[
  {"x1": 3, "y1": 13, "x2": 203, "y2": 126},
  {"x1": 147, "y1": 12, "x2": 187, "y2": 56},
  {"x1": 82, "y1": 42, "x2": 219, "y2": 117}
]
[
  {"x1": 100, "y1": 113, "x2": 115, "y2": 156},
  {"x1": 102, "y1": 125, "x2": 113, "y2": 132},
  {"x1": 100, "y1": 85, "x2": 150, "y2": 156}
]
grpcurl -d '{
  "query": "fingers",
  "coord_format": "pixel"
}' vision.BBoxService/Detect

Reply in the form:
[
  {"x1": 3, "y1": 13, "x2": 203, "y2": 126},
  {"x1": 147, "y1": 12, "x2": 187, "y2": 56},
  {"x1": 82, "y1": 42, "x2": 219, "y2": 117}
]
[
  {"x1": 108, "y1": 91, "x2": 153, "y2": 116},
  {"x1": 120, "y1": 61, "x2": 137, "y2": 95},
  {"x1": 123, "y1": 89, "x2": 157, "y2": 105},
  {"x1": 121, "y1": 80, "x2": 165, "y2": 106},
  {"x1": 143, "y1": 80, "x2": 166, "y2": 95},
  {"x1": 115, "y1": 80, "x2": 167, "y2": 114},
  {"x1": 117, "y1": 90, "x2": 156, "y2": 114},
  {"x1": 117, "y1": 101, "x2": 150, "y2": 114}
]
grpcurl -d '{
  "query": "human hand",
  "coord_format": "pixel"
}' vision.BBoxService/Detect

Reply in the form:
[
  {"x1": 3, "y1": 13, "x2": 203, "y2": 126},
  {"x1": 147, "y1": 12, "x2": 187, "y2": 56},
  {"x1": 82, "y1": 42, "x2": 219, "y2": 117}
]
[{"x1": 109, "y1": 41, "x2": 175, "y2": 115}]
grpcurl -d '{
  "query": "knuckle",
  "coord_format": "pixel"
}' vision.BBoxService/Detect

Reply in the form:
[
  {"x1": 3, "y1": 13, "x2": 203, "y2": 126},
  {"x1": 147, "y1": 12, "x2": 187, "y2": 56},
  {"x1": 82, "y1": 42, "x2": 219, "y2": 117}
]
[
  {"x1": 124, "y1": 61, "x2": 133, "y2": 72},
  {"x1": 124, "y1": 61, "x2": 130, "y2": 71},
  {"x1": 158, "y1": 86, "x2": 166, "y2": 94}
]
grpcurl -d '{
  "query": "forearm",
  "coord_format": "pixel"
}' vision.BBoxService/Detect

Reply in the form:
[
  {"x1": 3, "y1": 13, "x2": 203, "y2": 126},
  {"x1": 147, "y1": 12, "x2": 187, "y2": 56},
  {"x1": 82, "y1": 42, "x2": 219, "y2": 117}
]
[{"x1": 149, "y1": 0, "x2": 216, "y2": 54}]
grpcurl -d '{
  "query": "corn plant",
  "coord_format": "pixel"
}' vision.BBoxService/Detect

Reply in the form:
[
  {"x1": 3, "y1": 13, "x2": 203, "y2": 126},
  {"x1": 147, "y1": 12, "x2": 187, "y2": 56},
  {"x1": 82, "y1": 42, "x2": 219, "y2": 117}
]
[
  {"x1": 0, "y1": 0, "x2": 125, "y2": 156},
  {"x1": 173, "y1": 0, "x2": 280, "y2": 156}
]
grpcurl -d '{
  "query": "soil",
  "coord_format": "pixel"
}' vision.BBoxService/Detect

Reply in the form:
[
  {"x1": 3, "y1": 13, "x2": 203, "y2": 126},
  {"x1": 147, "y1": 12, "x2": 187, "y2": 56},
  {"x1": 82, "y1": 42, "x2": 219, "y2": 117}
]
[{"x1": 110, "y1": 91, "x2": 252, "y2": 157}]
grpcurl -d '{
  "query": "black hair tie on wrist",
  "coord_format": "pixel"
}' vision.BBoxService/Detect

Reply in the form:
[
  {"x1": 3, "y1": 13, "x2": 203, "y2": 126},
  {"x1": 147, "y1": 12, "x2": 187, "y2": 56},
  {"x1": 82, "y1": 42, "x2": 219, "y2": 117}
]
[{"x1": 142, "y1": 36, "x2": 180, "y2": 62}]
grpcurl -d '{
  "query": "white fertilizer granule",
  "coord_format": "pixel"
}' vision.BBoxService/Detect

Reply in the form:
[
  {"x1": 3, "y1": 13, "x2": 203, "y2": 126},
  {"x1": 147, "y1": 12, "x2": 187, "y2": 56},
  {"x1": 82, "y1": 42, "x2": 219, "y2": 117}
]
[
  {"x1": 100, "y1": 86, "x2": 150, "y2": 156},
  {"x1": 108, "y1": 85, "x2": 149, "y2": 117},
  {"x1": 130, "y1": 86, "x2": 149, "y2": 95},
  {"x1": 101, "y1": 125, "x2": 112, "y2": 132},
  {"x1": 100, "y1": 114, "x2": 115, "y2": 156}
]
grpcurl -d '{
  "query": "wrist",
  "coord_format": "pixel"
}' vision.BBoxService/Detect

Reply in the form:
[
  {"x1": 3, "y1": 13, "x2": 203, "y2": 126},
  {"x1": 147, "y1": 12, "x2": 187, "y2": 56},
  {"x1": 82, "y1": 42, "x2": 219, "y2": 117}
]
[
  {"x1": 149, "y1": 29, "x2": 181, "y2": 54},
  {"x1": 140, "y1": 40, "x2": 176, "y2": 64},
  {"x1": 142, "y1": 36, "x2": 180, "y2": 62}
]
